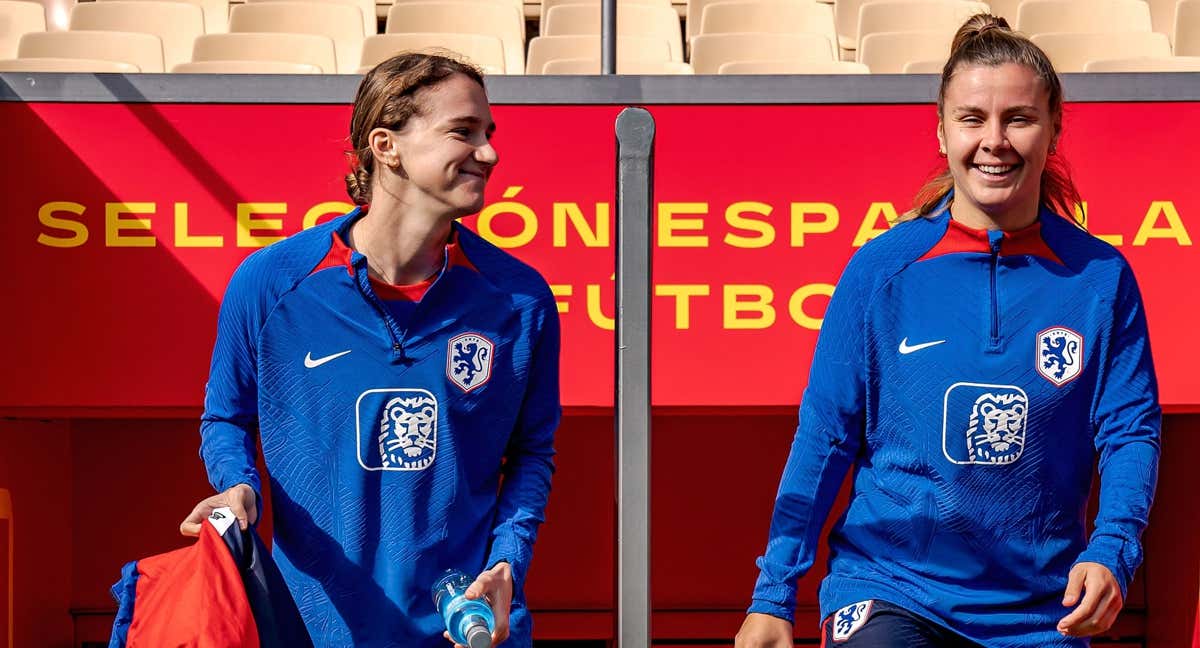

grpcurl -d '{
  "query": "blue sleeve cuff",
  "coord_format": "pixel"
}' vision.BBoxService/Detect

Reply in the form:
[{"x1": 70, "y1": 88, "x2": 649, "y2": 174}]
[
  {"x1": 487, "y1": 534, "x2": 532, "y2": 591},
  {"x1": 1074, "y1": 536, "x2": 1135, "y2": 601},
  {"x1": 747, "y1": 598, "x2": 795, "y2": 624}
]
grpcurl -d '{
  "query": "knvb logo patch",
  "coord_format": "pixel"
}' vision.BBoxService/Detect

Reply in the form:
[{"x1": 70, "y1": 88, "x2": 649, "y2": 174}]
[
  {"x1": 1037, "y1": 326, "x2": 1083, "y2": 387},
  {"x1": 831, "y1": 600, "x2": 872, "y2": 642},
  {"x1": 356, "y1": 389, "x2": 438, "y2": 471},
  {"x1": 942, "y1": 383, "x2": 1029, "y2": 466},
  {"x1": 447, "y1": 332, "x2": 494, "y2": 393}
]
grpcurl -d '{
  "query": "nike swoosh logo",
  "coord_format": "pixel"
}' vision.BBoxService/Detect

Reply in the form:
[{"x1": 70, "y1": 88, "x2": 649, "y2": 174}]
[
  {"x1": 304, "y1": 349, "x2": 352, "y2": 368},
  {"x1": 898, "y1": 338, "x2": 946, "y2": 354}
]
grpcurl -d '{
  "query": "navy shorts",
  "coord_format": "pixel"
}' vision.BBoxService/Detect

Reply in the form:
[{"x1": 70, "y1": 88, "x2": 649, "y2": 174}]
[{"x1": 821, "y1": 600, "x2": 983, "y2": 647}]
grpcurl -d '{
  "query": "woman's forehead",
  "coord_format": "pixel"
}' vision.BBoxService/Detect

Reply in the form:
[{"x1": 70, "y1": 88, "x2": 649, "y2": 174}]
[{"x1": 944, "y1": 63, "x2": 1050, "y2": 106}]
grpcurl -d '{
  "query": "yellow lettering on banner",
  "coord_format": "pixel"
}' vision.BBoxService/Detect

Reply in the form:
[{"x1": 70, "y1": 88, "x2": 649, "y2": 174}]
[
  {"x1": 303, "y1": 201, "x2": 355, "y2": 230},
  {"x1": 237, "y1": 203, "x2": 287, "y2": 248},
  {"x1": 723, "y1": 284, "x2": 775, "y2": 329},
  {"x1": 853, "y1": 202, "x2": 897, "y2": 247},
  {"x1": 724, "y1": 202, "x2": 774, "y2": 248},
  {"x1": 655, "y1": 284, "x2": 711, "y2": 329},
  {"x1": 788, "y1": 283, "x2": 835, "y2": 330},
  {"x1": 106, "y1": 202, "x2": 156, "y2": 247},
  {"x1": 658, "y1": 203, "x2": 709, "y2": 247},
  {"x1": 1133, "y1": 201, "x2": 1191, "y2": 246},
  {"x1": 553, "y1": 202, "x2": 610, "y2": 247},
  {"x1": 789, "y1": 202, "x2": 838, "y2": 246},
  {"x1": 175, "y1": 203, "x2": 223, "y2": 247},
  {"x1": 478, "y1": 186, "x2": 536, "y2": 248},
  {"x1": 586, "y1": 283, "x2": 615, "y2": 330},
  {"x1": 550, "y1": 284, "x2": 572, "y2": 314},
  {"x1": 1076, "y1": 202, "x2": 1122, "y2": 246},
  {"x1": 37, "y1": 202, "x2": 88, "y2": 248}
]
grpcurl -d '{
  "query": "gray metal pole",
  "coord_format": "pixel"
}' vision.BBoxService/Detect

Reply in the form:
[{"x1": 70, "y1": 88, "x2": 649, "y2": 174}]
[
  {"x1": 614, "y1": 107, "x2": 654, "y2": 647},
  {"x1": 601, "y1": 0, "x2": 616, "y2": 74}
]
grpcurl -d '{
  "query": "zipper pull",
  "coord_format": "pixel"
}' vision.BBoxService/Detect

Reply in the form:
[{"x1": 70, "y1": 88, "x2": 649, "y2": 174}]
[{"x1": 987, "y1": 230, "x2": 1003, "y2": 254}]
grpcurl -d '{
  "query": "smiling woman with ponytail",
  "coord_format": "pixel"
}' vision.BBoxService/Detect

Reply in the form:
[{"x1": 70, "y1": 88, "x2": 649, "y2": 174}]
[{"x1": 737, "y1": 15, "x2": 1160, "y2": 648}]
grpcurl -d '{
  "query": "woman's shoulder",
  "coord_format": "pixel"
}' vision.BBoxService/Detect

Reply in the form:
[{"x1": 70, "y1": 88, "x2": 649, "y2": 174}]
[{"x1": 454, "y1": 224, "x2": 555, "y2": 307}]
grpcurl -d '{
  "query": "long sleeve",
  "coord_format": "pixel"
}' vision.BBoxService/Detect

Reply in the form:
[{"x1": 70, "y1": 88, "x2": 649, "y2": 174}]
[
  {"x1": 1076, "y1": 264, "x2": 1161, "y2": 599},
  {"x1": 199, "y1": 257, "x2": 270, "y2": 499},
  {"x1": 486, "y1": 297, "x2": 561, "y2": 591},
  {"x1": 748, "y1": 254, "x2": 872, "y2": 623}
]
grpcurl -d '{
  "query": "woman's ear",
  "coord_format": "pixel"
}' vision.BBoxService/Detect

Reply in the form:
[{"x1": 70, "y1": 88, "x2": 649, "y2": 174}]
[
  {"x1": 936, "y1": 120, "x2": 947, "y2": 157},
  {"x1": 369, "y1": 127, "x2": 401, "y2": 171}
]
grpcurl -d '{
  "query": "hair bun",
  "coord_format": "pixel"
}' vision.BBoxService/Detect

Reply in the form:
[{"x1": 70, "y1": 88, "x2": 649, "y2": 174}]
[{"x1": 952, "y1": 13, "x2": 1012, "y2": 53}]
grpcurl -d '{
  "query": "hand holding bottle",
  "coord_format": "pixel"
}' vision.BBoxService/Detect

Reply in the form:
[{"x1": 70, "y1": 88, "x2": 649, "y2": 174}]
[{"x1": 435, "y1": 562, "x2": 513, "y2": 647}]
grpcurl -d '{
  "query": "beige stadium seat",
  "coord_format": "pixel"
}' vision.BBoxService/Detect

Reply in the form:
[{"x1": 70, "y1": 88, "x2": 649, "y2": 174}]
[
  {"x1": 1, "y1": 1, "x2": 46, "y2": 58},
  {"x1": 541, "y1": 57, "x2": 693, "y2": 72},
  {"x1": 385, "y1": 2, "x2": 523, "y2": 74},
  {"x1": 360, "y1": 33, "x2": 506, "y2": 73},
  {"x1": 1084, "y1": 56, "x2": 1200, "y2": 71},
  {"x1": 689, "y1": 32, "x2": 834, "y2": 73},
  {"x1": 1178, "y1": 0, "x2": 1200, "y2": 56},
  {"x1": 858, "y1": 1, "x2": 990, "y2": 44},
  {"x1": 1030, "y1": 31, "x2": 1170, "y2": 71},
  {"x1": 986, "y1": 0, "x2": 1022, "y2": 21},
  {"x1": 0, "y1": 55, "x2": 138, "y2": 70},
  {"x1": 230, "y1": 2, "x2": 363, "y2": 73},
  {"x1": 541, "y1": 3, "x2": 683, "y2": 60},
  {"x1": 717, "y1": 58, "x2": 869, "y2": 72},
  {"x1": 245, "y1": 0, "x2": 374, "y2": 38},
  {"x1": 1016, "y1": 0, "x2": 1152, "y2": 36},
  {"x1": 18, "y1": 29, "x2": 163, "y2": 70},
  {"x1": 902, "y1": 58, "x2": 943, "y2": 72},
  {"x1": 697, "y1": 1, "x2": 835, "y2": 42},
  {"x1": 193, "y1": 32, "x2": 337, "y2": 73},
  {"x1": 857, "y1": 30, "x2": 953, "y2": 72},
  {"x1": 69, "y1": 1, "x2": 203, "y2": 70},
  {"x1": 526, "y1": 34, "x2": 670, "y2": 73},
  {"x1": 97, "y1": 0, "x2": 228, "y2": 34},
  {"x1": 542, "y1": 0, "x2": 669, "y2": 18},
  {"x1": 1145, "y1": 0, "x2": 1179, "y2": 40},
  {"x1": 172, "y1": 59, "x2": 321, "y2": 71}
]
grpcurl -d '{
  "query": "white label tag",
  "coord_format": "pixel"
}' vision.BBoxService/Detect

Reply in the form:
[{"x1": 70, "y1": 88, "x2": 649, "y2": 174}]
[{"x1": 206, "y1": 506, "x2": 238, "y2": 536}]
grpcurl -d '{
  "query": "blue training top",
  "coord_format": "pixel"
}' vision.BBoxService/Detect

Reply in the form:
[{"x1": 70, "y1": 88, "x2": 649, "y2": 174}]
[
  {"x1": 750, "y1": 198, "x2": 1161, "y2": 648},
  {"x1": 200, "y1": 208, "x2": 560, "y2": 647}
]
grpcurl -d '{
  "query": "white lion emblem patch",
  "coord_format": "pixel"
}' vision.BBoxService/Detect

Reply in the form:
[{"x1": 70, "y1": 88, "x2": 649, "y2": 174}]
[
  {"x1": 355, "y1": 388, "x2": 438, "y2": 471},
  {"x1": 943, "y1": 383, "x2": 1029, "y2": 465},
  {"x1": 447, "y1": 332, "x2": 494, "y2": 393},
  {"x1": 1037, "y1": 326, "x2": 1083, "y2": 387},
  {"x1": 831, "y1": 600, "x2": 872, "y2": 642}
]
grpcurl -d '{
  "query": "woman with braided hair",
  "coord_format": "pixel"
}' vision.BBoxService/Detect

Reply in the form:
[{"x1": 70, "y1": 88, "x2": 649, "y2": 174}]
[{"x1": 737, "y1": 14, "x2": 1160, "y2": 648}]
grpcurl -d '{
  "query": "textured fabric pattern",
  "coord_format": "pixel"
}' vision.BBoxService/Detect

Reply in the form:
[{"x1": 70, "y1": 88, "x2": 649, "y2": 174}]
[
  {"x1": 750, "y1": 197, "x2": 1161, "y2": 648},
  {"x1": 200, "y1": 208, "x2": 560, "y2": 647}
]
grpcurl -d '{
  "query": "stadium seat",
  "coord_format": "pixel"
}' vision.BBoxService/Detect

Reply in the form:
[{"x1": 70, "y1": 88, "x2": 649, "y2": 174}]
[
  {"x1": 717, "y1": 58, "x2": 869, "y2": 73},
  {"x1": 541, "y1": 3, "x2": 683, "y2": 61},
  {"x1": 360, "y1": 33, "x2": 506, "y2": 73},
  {"x1": 0, "y1": 55, "x2": 138, "y2": 70},
  {"x1": 857, "y1": 29, "x2": 953, "y2": 73},
  {"x1": 541, "y1": 57, "x2": 693, "y2": 72},
  {"x1": 172, "y1": 59, "x2": 320, "y2": 71},
  {"x1": 18, "y1": 28, "x2": 163, "y2": 70},
  {"x1": 385, "y1": 2, "x2": 523, "y2": 75},
  {"x1": 69, "y1": 1, "x2": 203, "y2": 70},
  {"x1": 1145, "y1": 0, "x2": 1180, "y2": 41},
  {"x1": 1016, "y1": 0, "x2": 1152, "y2": 35},
  {"x1": 391, "y1": 0, "x2": 525, "y2": 37},
  {"x1": 1177, "y1": 0, "x2": 1200, "y2": 56},
  {"x1": 526, "y1": 34, "x2": 671, "y2": 73},
  {"x1": 689, "y1": 31, "x2": 834, "y2": 73},
  {"x1": 697, "y1": 1, "x2": 835, "y2": 42},
  {"x1": 985, "y1": 0, "x2": 1023, "y2": 22},
  {"x1": 0, "y1": 1, "x2": 46, "y2": 59},
  {"x1": 902, "y1": 58, "x2": 943, "y2": 72},
  {"x1": 1030, "y1": 31, "x2": 1171, "y2": 71},
  {"x1": 1083, "y1": 56, "x2": 1200, "y2": 71},
  {"x1": 858, "y1": 1, "x2": 990, "y2": 44},
  {"x1": 229, "y1": 2, "x2": 363, "y2": 73},
  {"x1": 97, "y1": 0, "x2": 228, "y2": 34},
  {"x1": 543, "y1": 0, "x2": 670, "y2": 19},
  {"x1": 192, "y1": 32, "x2": 337, "y2": 73},
  {"x1": 245, "y1": 0, "x2": 374, "y2": 39}
]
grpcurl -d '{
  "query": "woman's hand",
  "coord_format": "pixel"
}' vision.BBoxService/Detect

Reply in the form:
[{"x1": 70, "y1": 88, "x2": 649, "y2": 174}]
[
  {"x1": 179, "y1": 483, "x2": 257, "y2": 536},
  {"x1": 1057, "y1": 561, "x2": 1123, "y2": 637},
  {"x1": 444, "y1": 561, "x2": 513, "y2": 647},
  {"x1": 734, "y1": 612, "x2": 793, "y2": 648}
]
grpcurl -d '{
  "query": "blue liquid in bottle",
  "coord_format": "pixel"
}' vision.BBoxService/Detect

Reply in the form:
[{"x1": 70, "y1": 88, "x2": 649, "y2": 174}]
[{"x1": 432, "y1": 569, "x2": 495, "y2": 648}]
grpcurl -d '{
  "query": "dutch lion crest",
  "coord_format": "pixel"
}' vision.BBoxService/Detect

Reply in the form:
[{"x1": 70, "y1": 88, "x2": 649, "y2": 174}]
[
  {"x1": 1038, "y1": 326, "x2": 1083, "y2": 387},
  {"x1": 355, "y1": 389, "x2": 439, "y2": 471},
  {"x1": 942, "y1": 383, "x2": 1030, "y2": 466},
  {"x1": 831, "y1": 600, "x2": 872, "y2": 642},
  {"x1": 447, "y1": 332, "x2": 494, "y2": 393}
]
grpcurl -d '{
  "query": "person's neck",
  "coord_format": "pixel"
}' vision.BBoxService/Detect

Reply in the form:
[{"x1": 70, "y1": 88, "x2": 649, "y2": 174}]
[
  {"x1": 949, "y1": 197, "x2": 1039, "y2": 232},
  {"x1": 350, "y1": 188, "x2": 453, "y2": 286}
]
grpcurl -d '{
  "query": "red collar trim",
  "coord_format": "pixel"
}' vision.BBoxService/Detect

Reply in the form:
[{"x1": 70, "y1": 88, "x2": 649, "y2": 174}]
[{"x1": 918, "y1": 217, "x2": 1063, "y2": 265}]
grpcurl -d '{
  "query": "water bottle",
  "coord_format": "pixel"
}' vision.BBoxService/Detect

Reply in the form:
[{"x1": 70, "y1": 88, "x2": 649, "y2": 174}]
[{"x1": 432, "y1": 569, "x2": 495, "y2": 648}]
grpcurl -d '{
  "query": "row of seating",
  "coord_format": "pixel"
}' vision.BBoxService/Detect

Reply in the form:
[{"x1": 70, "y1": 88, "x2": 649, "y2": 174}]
[{"x1": 3, "y1": 0, "x2": 1200, "y2": 73}]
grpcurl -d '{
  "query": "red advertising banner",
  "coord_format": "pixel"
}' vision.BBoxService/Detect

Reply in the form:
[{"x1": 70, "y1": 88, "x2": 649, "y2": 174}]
[{"x1": 2, "y1": 101, "x2": 1197, "y2": 410}]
